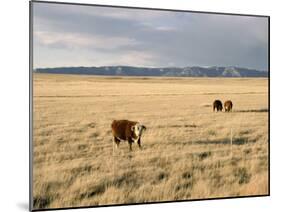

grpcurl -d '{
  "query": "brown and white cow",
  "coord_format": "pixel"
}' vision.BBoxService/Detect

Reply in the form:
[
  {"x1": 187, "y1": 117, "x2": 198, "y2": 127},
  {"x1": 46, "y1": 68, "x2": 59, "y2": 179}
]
[
  {"x1": 224, "y1": 100, "x2": 233, "y2": 112},
  {"x1": 111, "y1": 120, "x2": 146, "y2": 151}
]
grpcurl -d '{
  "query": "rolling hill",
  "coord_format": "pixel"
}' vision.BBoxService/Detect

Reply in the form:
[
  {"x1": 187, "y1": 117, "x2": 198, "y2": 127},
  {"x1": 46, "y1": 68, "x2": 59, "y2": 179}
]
[{"x1": 34, "y1": 66, "x2": 268, "y2": 77}]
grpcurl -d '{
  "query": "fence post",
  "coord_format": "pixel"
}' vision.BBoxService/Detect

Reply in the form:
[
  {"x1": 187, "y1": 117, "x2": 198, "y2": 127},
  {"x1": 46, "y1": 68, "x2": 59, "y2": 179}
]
[{"x1": 230, "y1": 128, "x2": 233, "y2": 158}]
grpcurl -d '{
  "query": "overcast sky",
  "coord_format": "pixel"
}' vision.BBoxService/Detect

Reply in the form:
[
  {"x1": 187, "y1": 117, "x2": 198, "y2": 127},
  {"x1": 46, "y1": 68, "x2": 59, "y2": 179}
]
[{"x1": 33, "y1": 2, "x2": 268, "y2": 70}]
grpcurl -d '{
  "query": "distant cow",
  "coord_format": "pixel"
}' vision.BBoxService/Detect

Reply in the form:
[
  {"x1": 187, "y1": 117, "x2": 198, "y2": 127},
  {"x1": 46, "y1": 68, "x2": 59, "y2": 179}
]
[
  {"x1": 224, "y1": 100, "x2": 233, "y2": 112},
  {"x1": 213, "y1": 100, "x2": 223, "y2": 112},
  {"x1": 111, "y1": 120, "x2": 146, "y2": 151}
]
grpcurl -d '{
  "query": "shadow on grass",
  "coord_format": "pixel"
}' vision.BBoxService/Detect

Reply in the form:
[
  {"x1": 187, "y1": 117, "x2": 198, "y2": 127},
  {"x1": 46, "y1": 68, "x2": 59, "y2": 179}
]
[
  {"x1": 235, "y1": 108, "x2": 268, "y2": 113},
  {"x1": 33, "y1": 196, "x2": 52, "y2": 209},
  {"x1": 79, "y1": 184, "x2": 106, "y2": 200},
  {"x1": 156, "y1": 124, "x2": 197, "y2": 129},
  {"x1": 194, "y1": 137, "x2": 256, "y2": 146}
]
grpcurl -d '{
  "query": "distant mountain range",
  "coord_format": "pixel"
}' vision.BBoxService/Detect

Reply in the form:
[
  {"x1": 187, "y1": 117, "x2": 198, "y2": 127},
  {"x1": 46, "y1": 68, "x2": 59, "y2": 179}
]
[{"x1": 34, "y1": 66, "x2": 268, "y2": 77}]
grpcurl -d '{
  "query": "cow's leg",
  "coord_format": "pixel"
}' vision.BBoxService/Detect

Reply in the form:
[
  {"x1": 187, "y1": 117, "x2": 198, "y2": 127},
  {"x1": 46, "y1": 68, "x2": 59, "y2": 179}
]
[
  {"x1": 137, "y1": 138, "x2": 142, "y2": 149},
  {"x1": 128, "y1": 138, "x2": 133, "y2": 151},
  {"x1": 114, "y1": 137, "x2": 120, "y2": 148},
  {"x1": 128, "y1": 142, "x2": 132, "y2": 151}
]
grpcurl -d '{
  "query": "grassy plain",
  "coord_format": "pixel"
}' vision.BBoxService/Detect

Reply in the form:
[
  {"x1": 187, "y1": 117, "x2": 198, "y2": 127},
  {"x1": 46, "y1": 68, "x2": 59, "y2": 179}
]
[{"x1": 33, "y1": 73, "x2": 269, "y2": 209}]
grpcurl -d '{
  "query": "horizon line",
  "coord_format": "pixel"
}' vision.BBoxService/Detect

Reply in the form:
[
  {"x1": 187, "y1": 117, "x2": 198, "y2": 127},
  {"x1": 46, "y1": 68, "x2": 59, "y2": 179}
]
[{"x1": 34, "y1": 65, "x2": 268, "y2": 72}]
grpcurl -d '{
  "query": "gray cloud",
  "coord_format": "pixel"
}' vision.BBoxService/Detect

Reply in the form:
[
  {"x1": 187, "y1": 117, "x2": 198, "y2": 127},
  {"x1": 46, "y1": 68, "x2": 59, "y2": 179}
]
[{"x1": 33, "y1": 2, "x2": 268, "y2": 70}]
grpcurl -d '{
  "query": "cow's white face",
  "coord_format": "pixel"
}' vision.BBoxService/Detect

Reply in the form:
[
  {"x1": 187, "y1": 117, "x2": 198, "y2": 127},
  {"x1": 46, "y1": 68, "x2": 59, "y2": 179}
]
[{"x1": 131, "y1": 123, "x2": 146, "y2": 137}]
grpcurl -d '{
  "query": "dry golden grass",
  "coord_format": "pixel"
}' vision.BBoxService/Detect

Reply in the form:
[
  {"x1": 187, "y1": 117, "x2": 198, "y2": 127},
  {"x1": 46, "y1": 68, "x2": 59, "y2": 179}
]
[{"x1": 33, "y1": 74, "x2": 269, "y2": 209}]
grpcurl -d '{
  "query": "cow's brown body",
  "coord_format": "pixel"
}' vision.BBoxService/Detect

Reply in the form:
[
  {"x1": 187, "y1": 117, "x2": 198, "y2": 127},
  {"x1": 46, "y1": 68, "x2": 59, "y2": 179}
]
[
  {"x1": 111, "y1": 120, "x2": 146, "y2": 151},
  {"x1": 224, "y1": 100, "x2": 233, "y2": 112},
  {"x1": 213, "y1": 100, "x2": 223, "y2": 112}
]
